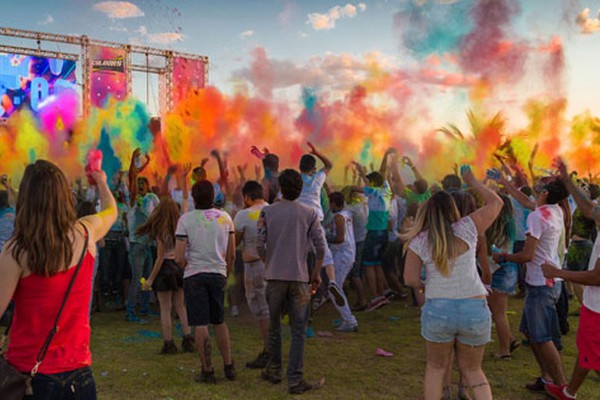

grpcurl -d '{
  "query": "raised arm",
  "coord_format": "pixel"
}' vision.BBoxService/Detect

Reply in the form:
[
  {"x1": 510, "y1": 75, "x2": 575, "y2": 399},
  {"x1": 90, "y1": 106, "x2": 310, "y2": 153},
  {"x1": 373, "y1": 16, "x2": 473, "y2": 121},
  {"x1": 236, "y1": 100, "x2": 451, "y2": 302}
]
[
  {"x1": 379, "y1": 148, "x2": 396, "y2": 178},
  {"x1": 403, "y1": 156, "x2": 423, "y2": 181},
  {"x1": 79, "y1": 170, "x2": 118, "y2": 243},
  {"x1": 128, "y1": 148, "x2": 141, "y2": 207},
  {"x1": 556, "y1": 157, "x2": 600, "y2": 223},
  {"x1": 462, "y1": 166, "x2": 503, "y2": 234},
  {"x1": 307, "y1": 142, "x2": 333, "y2": 175},
  {"x1": 351, "y1": 161, "x2": 369, "y2": 186},
  {"x1": 182, "y1": 162, "x2": 191, "y2": 214},
  {"x1": 497, "y1": 174, "x2": 536, "y2": 211},
  {"x1": 210, "y1": 149, "x2": 228, "y2": 187}
]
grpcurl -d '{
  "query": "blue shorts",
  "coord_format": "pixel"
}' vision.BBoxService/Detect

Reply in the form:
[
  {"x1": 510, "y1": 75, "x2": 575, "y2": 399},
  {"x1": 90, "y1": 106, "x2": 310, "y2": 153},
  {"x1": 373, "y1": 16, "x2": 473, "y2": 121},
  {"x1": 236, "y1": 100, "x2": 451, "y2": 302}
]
[
  {"x1": 491, "y1": 262, "x2": 518, "y2": 294},
  {"x1": 362, "y1": 230, "x2": 388, "y2": 267},
  {"x1": 421, "y1": 298, "x2": 492, "y2": 346},
  {"x1": 520, "y1": 282, "x2": 563, "y2": 349}
]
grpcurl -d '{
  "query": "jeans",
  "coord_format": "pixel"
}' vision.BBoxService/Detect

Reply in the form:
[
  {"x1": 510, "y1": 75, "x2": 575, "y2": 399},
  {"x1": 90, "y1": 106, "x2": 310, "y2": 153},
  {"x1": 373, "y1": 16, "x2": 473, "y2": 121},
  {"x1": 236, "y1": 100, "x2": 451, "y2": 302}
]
[
  {"x1": 126, "y1": 242, "x2": 153, "y2": 313},
  {"x1": 265, "y1": 280, "x2": 311, "y2": 388},
  {"x1": 25, "y1": 367, "x2": 96, "y2": 400},
  {"x1": 98, "y1": 234, "x2": 128, "y2": 294},
  {"x1": 330, "y1": 253, "x2": 357, "y2": 326}
]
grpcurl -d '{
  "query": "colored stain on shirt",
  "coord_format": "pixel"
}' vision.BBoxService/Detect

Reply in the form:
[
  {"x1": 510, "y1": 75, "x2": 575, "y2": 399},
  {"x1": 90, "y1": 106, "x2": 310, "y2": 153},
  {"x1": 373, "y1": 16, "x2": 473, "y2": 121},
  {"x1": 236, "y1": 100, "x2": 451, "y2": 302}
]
[{"x1": 248, "y1": 210, "x2": 261, "y2": 221}]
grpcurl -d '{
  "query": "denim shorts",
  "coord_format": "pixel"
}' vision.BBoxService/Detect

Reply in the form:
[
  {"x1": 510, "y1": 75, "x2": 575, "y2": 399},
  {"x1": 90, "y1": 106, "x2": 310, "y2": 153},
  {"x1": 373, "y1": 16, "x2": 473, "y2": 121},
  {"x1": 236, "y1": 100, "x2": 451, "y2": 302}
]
[
  {"x1": 421, "y1": 298, "x2": 491, "y2": 346},
  {"x1": 362, "y1": 230, "x2": 388, "y2": 266},
  {"x1": 184, "y1": 272, "x2": 227, "y2": 326},
  {"x1": 491, "y1": 262, "x2": 518, "y2": 294},
  {"x1": 520, "y1": 282, "x2": 563, "y2": 348}
]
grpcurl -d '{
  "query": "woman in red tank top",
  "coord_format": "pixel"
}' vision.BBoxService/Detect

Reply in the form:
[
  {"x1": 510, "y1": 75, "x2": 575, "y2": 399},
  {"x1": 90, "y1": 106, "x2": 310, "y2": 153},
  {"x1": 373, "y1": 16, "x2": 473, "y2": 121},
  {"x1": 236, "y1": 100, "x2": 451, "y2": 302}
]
[{"x1": 0, "y1": 160, "x2": 117, "y2": 400}]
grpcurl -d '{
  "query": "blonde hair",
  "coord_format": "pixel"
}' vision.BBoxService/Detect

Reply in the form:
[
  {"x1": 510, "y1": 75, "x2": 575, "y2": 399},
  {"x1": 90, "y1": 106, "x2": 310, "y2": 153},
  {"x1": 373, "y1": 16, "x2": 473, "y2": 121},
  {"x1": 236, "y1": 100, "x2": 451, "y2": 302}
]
[{"x1": 404, "y1": 191, "x2": 462, "y2": 276}]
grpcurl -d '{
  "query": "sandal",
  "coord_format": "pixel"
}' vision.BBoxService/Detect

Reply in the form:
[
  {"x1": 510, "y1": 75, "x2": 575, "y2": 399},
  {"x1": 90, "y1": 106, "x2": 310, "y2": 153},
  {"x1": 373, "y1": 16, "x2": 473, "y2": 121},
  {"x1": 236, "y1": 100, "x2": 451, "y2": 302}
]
[
  {"x1": 509, "y1": 340, "x2": 521, "y2": 354},
  {"x1": 493, "y1": 353, "x2": 512, "y2": 360}
]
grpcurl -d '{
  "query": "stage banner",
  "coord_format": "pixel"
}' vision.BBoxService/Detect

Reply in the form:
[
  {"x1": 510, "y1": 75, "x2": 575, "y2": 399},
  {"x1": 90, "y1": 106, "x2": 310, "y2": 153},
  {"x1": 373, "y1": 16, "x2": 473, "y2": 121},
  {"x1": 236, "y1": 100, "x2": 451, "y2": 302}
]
[
  {"x1": 90, "y1": 45, "x2": 127, "y2": 107},
  {"x1": 0, "y1": 54, "x2": 76, "y2": 118},
  {"x1": 172, "y1": 57, "x2": 206, "y2": 107}
]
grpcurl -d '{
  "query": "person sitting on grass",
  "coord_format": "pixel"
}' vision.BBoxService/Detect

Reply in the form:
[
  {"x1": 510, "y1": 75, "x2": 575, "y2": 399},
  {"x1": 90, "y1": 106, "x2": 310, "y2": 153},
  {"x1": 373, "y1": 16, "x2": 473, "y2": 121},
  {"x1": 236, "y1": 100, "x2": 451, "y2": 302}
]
[{"x1": 404, "y1": 165, "x2": 502, "y2": 400}]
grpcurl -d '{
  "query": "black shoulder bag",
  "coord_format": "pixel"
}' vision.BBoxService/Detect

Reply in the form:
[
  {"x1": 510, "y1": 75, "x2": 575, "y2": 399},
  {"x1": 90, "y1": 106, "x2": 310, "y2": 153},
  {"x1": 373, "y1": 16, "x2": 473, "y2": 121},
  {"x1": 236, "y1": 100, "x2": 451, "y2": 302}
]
[{"x1": 0, "y1": 223, "x2": 89, "y2": 400}]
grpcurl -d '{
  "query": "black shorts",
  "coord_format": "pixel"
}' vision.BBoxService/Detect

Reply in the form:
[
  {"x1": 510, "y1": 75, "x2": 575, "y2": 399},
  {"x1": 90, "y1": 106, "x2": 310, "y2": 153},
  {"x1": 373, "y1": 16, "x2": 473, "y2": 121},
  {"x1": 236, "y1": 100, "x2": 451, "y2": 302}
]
[
  {"x1": 154, "y1": 259, "x2": 184, "y2": 292},
  {"x1": 184, "y1": 273, "x2": 227, "y2": 326}
]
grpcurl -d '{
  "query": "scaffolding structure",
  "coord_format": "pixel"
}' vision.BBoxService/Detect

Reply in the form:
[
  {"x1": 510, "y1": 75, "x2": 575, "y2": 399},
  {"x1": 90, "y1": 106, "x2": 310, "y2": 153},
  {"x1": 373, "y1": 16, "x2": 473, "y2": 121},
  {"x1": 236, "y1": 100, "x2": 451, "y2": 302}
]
[{"x1": 0, "y1": 26, "x2": 209, "y2": 117}]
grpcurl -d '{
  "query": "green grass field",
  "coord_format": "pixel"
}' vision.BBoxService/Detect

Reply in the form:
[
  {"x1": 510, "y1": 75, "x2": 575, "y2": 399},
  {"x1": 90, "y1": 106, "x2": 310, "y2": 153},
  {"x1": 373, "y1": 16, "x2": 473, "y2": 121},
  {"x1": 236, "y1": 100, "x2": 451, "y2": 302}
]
[{"x1": 91, "y1": 297, "x2": 598, "y2": 400}]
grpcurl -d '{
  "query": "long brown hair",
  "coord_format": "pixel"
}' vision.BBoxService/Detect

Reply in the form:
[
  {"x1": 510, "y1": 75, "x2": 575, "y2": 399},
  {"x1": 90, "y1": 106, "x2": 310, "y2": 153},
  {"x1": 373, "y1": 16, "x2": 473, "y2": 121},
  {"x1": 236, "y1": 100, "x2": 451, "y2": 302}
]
[
  {"x1": 136, "y1": 196, "x2": 179, "y2": 248},
  {"x1": 11, "y1": 160, "x2": 78, "y2": 276},
  {"x1": 404, "y1": 191, "x2": 461, "y2": 276}
]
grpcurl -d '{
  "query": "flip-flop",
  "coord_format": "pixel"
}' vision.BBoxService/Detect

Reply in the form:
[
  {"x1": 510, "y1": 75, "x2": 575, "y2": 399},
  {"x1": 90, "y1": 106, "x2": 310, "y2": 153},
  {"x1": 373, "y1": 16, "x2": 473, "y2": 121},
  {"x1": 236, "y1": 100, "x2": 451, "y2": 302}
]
[
  {"x1": 493, "y1": 353, "x2": 512, "y2": 360},
  {"x1": 509, "y1": 340, "x2": 521, "y2": 353}
]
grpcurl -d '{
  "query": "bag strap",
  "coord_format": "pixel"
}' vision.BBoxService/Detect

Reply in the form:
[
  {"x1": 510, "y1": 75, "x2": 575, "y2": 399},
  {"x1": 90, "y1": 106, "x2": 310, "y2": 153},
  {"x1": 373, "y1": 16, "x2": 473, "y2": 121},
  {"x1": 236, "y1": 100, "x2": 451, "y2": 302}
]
[{"x1": 30, "y1": 222, "x2": 89, "y2": 376}]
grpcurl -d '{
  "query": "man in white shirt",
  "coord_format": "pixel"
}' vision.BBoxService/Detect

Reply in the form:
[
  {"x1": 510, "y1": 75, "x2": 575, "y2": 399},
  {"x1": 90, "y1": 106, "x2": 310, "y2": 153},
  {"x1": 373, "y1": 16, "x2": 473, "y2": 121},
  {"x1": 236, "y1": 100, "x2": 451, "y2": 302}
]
[
  {"x1": 540, "y1": 159, "x2": 600, "y2": 400},
  {"x1": 493, "y1": 178, "x2": 569, "y2": 392},
  {"x1": 175, "y1": 180, "x2": 236, "y2": 384}
]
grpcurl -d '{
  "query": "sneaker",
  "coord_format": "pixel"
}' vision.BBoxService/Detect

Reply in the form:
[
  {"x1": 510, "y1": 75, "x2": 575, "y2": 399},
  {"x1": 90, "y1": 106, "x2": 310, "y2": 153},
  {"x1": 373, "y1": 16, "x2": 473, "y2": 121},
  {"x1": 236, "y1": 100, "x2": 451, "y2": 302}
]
[
  {"x1": 139, "y1": 309, "x2": 160, "y2": 317},
  {"x1": 181, "y1": 334, "x2": 196, "y2": 353},
  {"x1": 246, "y1": 350, "x2": 270, "y2": 369},
  {"x1": 125, "y1": 311, "x2": 140, "y2": 322},
  {"x1": 545, "y1": 383, "x2": 576, "y2": 399},
  {"x1": 366, "y1": 296, "x2": 389, "y2": 312},
  {"x1": 328, "y1": 282, "x2": 345, "y2": 307},
  {"x1": 351, "y1": 303, "x2": 368, "y2": 312},
  {"x1": 288, "y1": 378, "x2": 325, "y2": 395},
  {"x1": 195, "y1": 369, "x2": 217, "y2": 384},
  {"x1": 230, "y1": 305, "x2": 239, "y2": 317},
  {"x1": 312, "y1": 295, "x2": 329, "y2": 311},
  {"x1": 525, "y1": 377, "x2": 549, "y2": 392},
  {"x1": 160, "y1": 340, "x2": 178, "y2": 355},
  {"x1": 224, "y1": 362, "x2": 236, "y2": 381},
  {"x1": 336, "y1": 321, "x2": 358, "y2": 333},
  {"x1": 261, "y1": 369, "x2": 282, "y2": 384}
]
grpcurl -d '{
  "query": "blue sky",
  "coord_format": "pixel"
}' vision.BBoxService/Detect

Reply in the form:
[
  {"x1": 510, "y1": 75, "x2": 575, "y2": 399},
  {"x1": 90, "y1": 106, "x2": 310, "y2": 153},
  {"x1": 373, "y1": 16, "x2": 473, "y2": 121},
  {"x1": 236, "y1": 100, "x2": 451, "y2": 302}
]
[{"x1": 1, "y1": 0, "x2": 600, "y2": 125}]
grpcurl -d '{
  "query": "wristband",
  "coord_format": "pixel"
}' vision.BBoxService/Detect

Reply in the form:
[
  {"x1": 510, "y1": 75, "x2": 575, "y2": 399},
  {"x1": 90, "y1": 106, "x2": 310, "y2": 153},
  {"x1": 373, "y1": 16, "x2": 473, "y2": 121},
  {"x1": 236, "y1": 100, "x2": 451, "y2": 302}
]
[{"x1": 499, "y1": 253, "x2": 507, "y2": 264}]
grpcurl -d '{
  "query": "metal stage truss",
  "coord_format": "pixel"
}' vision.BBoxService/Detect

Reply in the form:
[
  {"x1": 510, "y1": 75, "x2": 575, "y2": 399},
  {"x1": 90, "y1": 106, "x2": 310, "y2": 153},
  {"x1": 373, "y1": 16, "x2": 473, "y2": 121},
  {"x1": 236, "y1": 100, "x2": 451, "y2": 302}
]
[{"x1": 0, "y1": 26, "x2": 209, "y2": 117}]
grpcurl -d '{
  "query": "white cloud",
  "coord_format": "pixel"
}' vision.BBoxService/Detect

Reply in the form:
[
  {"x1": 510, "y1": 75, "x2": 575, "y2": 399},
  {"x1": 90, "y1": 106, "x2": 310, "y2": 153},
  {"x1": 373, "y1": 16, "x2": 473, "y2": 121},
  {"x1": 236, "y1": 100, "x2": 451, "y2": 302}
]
[
  {"x1": 306, "y1": 3, "x2": 366, "y2": 31},
  {"x1": 93, "y1": 1, "x2": 144, "y2": 19},
  {"x1": 131, "y1": 25, "x2": 183, "y2": 45},
  {"x1": 298, "y1": 31, "x2": 309, "y2": 38},
  {"x1": 240, "y1": 30, "x2": 255, "y2": 39},
  {"x1": 147, "y1": 32, "x2": 184, "y2": 44},
  {"x1": 38, "y1": 15, "x2": 54, "y2": 25},
  {"x1": 576, "y1": 8, "x2": 600, "y2": 34}
]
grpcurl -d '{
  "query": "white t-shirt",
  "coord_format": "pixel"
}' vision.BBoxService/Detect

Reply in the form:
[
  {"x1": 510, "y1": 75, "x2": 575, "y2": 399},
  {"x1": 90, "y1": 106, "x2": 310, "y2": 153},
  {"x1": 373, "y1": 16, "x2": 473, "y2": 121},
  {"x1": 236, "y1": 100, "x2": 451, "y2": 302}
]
[
  {"x1": 584, "y1": 234, "x2": 600, "y2": 313},
  {"x1": 176, "y1": 208, "x2": 234, "y2": 278},
  {"x1": 233, "y1": 202, "x2": 268, "y2": 261},
  {"x1": 297, "y1": 170, "x2": 327, "y2": 221},
  {"x1": 525, "y1": 204, "x2": 564, "y2": 286}
]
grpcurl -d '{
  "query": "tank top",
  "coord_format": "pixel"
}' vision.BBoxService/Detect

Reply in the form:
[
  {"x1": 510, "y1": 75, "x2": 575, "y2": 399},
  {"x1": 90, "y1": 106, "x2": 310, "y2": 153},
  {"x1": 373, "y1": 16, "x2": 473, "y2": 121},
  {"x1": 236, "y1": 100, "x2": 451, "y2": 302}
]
[
  {"x1": 7, "y1": 247, "x2": 95, "y2": 374},
  {"x1": 329, "y1": 209, "x2": 356, "y2": 264}
]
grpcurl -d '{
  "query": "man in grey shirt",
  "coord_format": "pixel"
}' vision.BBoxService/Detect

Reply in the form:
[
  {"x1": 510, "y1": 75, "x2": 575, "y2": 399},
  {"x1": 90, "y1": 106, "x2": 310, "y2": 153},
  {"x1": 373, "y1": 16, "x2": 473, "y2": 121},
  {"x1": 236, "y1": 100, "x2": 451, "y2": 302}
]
[{"x1": 256, "y1": 169, "x2": 326, "y2": 395}]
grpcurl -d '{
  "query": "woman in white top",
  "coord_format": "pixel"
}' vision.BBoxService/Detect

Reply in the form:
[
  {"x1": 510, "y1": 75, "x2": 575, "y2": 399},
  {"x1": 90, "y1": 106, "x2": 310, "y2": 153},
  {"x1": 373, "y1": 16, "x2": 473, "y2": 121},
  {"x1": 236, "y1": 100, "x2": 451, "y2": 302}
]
[{"x1": 404, "y1": 166, "x2": 502, "y2": 400}]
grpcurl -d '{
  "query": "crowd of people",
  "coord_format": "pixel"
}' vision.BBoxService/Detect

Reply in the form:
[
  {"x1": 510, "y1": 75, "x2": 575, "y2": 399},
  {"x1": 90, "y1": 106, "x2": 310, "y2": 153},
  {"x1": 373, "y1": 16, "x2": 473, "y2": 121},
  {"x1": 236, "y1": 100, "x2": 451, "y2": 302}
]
[{"x1": 1, "y1": 141, "x2": 600, "y2": 400}]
